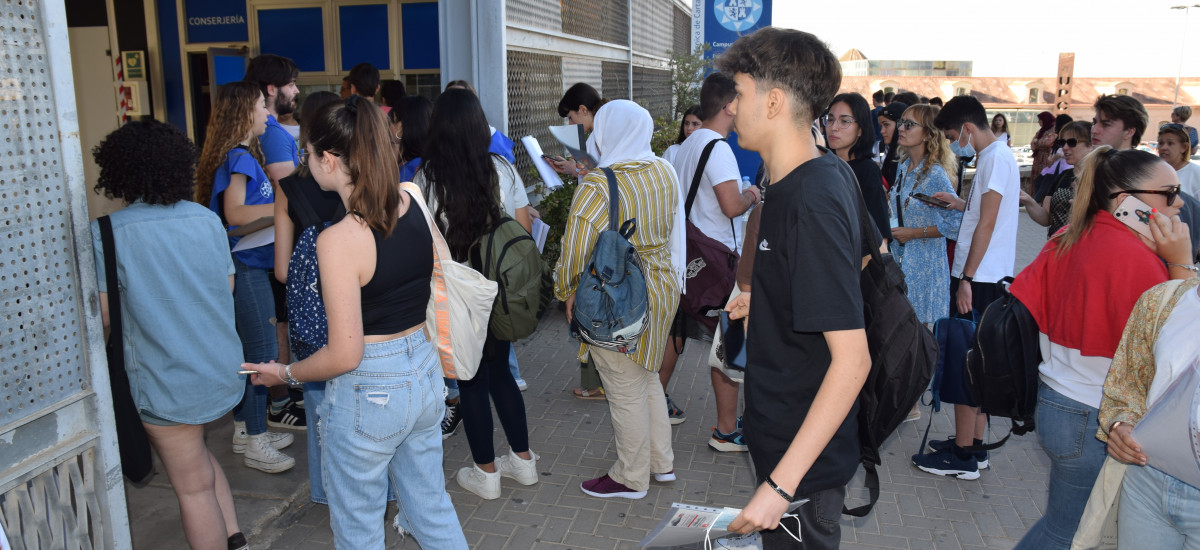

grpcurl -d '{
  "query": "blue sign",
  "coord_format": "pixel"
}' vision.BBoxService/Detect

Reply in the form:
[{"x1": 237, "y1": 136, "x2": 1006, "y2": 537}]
[
  {"x1": 185, "y1": 0, "x2": 248, "y2": 44},
  {"x1": 693, "y1": 0, "x2": 771, "y2": 60}
]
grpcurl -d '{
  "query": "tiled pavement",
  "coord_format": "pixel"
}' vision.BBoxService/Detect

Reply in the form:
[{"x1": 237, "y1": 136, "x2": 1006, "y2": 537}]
[{"x1": 128, "y1": 215, "x2": 1052, "y2": 549}]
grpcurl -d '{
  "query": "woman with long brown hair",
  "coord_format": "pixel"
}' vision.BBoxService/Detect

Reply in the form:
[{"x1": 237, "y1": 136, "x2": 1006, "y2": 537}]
[
  {"x1": 196, "y1": 81, "x2": 295, "y2": 474},
  {"x1": 249, "y1": 96, "x2": 468, "y2": 548}
]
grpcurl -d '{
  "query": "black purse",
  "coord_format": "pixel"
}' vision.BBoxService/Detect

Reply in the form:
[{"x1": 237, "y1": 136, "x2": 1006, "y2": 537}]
[{"x1": 98, "y1": 216, "x2": 155, "y2": 486}]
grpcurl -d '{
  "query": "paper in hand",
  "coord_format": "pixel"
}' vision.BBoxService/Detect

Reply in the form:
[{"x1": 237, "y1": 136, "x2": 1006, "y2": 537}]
[{"x1": 521, "y1": 136, "x2": 563, "y2": 190}]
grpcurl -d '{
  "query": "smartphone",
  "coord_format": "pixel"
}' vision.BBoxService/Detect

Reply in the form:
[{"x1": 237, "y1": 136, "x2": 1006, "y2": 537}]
[
  {"x1": 911, "y1": 192, "x2": 952, "y2": 209},
  {"x1": 1113, "y1": 195, "x2": 1155, "y2": 240},
  {"x1": 718, "y1": 311, "x2": 746, "y2": 371},
  {"x1": 237, "y1": 370, "x2": 260, "y2": 375},
  {"x1": 541, "y1": 154, "x2": 565, "y2": 163}
]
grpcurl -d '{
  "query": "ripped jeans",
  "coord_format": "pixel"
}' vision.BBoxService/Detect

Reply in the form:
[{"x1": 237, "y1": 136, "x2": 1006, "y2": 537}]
[{"x1": 319, "y1": 330, "x2": 466, "y2": 549}]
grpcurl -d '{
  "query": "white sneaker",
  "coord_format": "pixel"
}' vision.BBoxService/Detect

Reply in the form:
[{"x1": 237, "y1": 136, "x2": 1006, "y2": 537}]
[
  {"x1": 495, "y1": 449, "x2": 539, "y2": 485},
  {"x1": 243, "y1": 433, "x2": 296, "y2": 473},
  {"x1": 232, "y1": 421, "x2": 294, "y2": 454},
  {"x1": 456, "y1": 464, "x2": 501, "y2": 500},
  {"x1": 714, "y1": 531, "x2": 762, "y2": 549},
  {"x1": 653, "y1": 470, "x2": 676, "y2": 482},
  {"x1": 515, "y1": 378, "x2": 529, "y2": 392}
]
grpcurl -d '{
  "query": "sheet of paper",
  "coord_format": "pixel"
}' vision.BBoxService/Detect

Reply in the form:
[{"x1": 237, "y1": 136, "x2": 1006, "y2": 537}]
[
  {"x1": 231, "y1": 226, "x2": 275, "y2": 252},
  {"x1": 530, "y1": 218, "x2": 550, "y2": 253},
  {"x1": 227, "y1": 215, "x2": 273, "y2": 237},
  {"x1": 521, "y1": 136, "x2": 563, "y2": 190},
  {"x1": 638, "y1": 503, "x2": 733, "y2": 548},
  {"x1": 547, "y1": 124, "x2": 599, "y2": 170},
  {"x1": 1132, "y1": 361, "x2": 1200, "y2": 489}
]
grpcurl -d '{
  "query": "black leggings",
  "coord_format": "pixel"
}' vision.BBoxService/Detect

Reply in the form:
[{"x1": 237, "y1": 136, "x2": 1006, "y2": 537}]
[{"x1": 458, "y1": 334, "x2": 529, "y2": 464}]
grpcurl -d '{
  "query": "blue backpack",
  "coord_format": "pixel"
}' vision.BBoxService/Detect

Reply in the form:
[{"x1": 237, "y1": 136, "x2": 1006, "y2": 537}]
[
  {"x1": 569, "y1": 167, "x2": 649, "y2": 354},
  {"x1": 285, "y1": 186, "x2": 342, "y2": 361}
]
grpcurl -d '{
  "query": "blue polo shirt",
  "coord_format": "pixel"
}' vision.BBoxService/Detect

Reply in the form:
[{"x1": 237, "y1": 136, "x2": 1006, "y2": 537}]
[
  {"x1": 208, "y1": 147, "x2": 276, "y2": 269},
  {"x1": 262, "y1": 114, "x2": 299, "y2": 166}
]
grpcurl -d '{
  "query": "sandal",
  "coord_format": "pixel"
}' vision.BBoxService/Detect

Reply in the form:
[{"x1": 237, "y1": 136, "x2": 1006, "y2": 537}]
[{"x1": 572, "y1": 387, "x2": 606, "y2": 400}]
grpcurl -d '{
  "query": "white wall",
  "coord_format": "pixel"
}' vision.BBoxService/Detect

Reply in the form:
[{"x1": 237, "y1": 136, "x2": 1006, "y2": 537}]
[{"x1": 68, "y1": 26, "x2": 123, "y2": 220}]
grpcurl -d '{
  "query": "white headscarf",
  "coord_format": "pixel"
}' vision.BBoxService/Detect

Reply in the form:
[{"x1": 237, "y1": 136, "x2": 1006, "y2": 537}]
[{"x1": 591, "y1": 100, "x2": 688, "y2": 290}]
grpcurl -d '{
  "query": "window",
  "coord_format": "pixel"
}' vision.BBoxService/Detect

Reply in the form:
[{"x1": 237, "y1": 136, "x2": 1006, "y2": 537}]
[
  {"x1": 1117, "y1": 88, "x2": 1130, "y2": 96},
  {"x1": 884, "y1": 87, "x2": 894, "y2": 94},
  {"x1": 1028, "y1": 88, "x2": 1040, "y2": 103},
  {"x1": 956, "y1": 87, "x2": 967, "y2": 96}
]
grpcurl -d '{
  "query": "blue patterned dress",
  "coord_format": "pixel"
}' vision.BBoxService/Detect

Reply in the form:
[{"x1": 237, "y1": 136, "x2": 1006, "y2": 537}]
[{"x1": 888, "y1": 158, "x2": 963, "y2": 324}]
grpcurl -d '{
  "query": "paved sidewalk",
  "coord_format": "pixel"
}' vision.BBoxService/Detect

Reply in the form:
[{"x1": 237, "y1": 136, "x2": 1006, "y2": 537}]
[{"x1": 127, "y1": 216, "x2": 1053, "y2": 549}]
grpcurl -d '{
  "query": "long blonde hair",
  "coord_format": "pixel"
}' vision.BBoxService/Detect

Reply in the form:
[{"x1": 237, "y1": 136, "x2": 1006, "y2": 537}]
[
  {"x1": 1054, "y1": 146, "x2": 1163, "y2": 255},
  {"x1": 195, "y1": 81, "x2": 265, "y2": 206},
  {"x1": 898, "y1": 104, "x2": 958, "y2": 186}
]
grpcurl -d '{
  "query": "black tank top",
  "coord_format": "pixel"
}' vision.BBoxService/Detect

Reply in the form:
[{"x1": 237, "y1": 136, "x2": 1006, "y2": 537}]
[{"x1": 360, "y1": 195, "x2": 433, "y2": 335}]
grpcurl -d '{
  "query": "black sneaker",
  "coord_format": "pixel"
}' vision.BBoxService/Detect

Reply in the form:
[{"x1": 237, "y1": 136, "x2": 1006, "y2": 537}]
[
  {"x1": 665, "y1": 395, "x2": 686, "y2": 425},
  {"x1": 912, "y1": 447, "x2": 980, "y2": 480},
  {"x1": 267, "y1": 399, "x2": 306, "y2": 431},
  {"x1": 441, "y1": 401, "x2": 462, "y2": 440},
  {"x1": 927, "y1": 436, "x2": 989, "y2": 469},
  {"x1": 227, "y1": 532, "x2": 248, "y2": 550}
]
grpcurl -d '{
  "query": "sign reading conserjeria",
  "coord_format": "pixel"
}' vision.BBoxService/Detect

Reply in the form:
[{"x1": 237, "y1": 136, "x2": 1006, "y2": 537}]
[{"x1": 186, "y1": 0, "x2": 248, "y2": 44}]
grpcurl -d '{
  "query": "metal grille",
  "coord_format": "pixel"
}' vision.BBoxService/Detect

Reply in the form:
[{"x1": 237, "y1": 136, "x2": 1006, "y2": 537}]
[
  {"x1": 560, "y1": 56, "x2": 602, "y2": 98},
  {"x1": 0, "y1": 0, "x2": 88, "y2": 429},
  {"x1": 601, "y1": 61, "x2": 630, "y2": 100},
  {"x1": 632, "y1": 66, "x2": 672, "y2": 120},
  {"x1": 631, "y1": 0, "x2": 671, "y2": 59},
  {"x1": 506, "y1": 0, "x2": 562, "y2": 32},
  {"x1": 561, "y1": 0, "x2": 628, "y2": 45},
  {"x1": 672, "y1": 5, "x2": 690, "y2": 58},
  {"x1": 1, "y1": 448, "x2": 105, "y2": 550},
  {"x1": 507, "y1": 50, "x2": 565, "y2": 186}
]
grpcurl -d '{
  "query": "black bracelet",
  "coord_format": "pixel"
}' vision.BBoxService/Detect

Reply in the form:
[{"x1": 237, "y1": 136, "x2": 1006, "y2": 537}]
[{"x1": 765, "y1": 476, "x2": 794, "y2": 503}]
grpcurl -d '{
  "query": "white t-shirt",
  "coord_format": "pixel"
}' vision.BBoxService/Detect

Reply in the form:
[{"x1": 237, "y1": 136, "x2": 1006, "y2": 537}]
[
  {"x1": 414, "y1": 156, "x2": 530, "y2": 227},
  {"x1": 994, "y1": 131, "x2": 1010, "y2": 145},
  {"x1": 1149, "y1": 287, "x2": 1200, "y2": 408},
  {"x1": 673, "y1": 128, "x2": 743, "y2": 252},
  {"x1": 662, "y1": 143, "x2": 681, "y2": 167},
  {"x1": 1038, "y1": 333, "x2": 1114, "y2": 409},
  {"x1": 1177, "y1": 162, "x2": 1200, "y2": 202},
  {"x1": 953, "y1": 140, "x2": 1020, "y2": 283}
]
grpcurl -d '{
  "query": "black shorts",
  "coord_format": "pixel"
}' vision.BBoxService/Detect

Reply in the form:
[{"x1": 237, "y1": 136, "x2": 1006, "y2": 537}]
[
  {"x1": 949, "y1": 277, "x2": 1005, "y2": 318},
  {"x1": 669, "y1": 306, "x2": 714, "y2": 353},
  {"x1": 268, "y1": 271, "x2": 287, "y2": 323}
]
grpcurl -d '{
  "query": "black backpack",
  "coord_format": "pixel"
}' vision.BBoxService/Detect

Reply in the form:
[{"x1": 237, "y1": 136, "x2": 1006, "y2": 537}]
[
  {"x1": 962, "y1": 279, "x2": 1040, "y2": 450},
  {"x1": 845, "y1": 179, "x2": 939, "y2": 518}
]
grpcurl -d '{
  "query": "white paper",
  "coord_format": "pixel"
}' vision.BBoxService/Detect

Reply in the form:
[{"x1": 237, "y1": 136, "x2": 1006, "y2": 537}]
[
  {"x1": 521, "y1": 136, "x2": 563, "y2": 190},
  {"x1": 231, "y1": 226, "x2": 275, "y2": 252},
  {"x1": 1132, "y1": 361, "x2": 1200, "y2": 489},
  {"x1": 639, "y1": 503, "x2": 734, "y2": 548},
  {"x1": 530, "y1": 218, "x2": 550, "y2": 253}
]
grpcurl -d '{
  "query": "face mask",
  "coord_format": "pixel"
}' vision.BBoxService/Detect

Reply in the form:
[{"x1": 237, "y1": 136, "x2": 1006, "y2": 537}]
[{"x1": 950, "y1": 123, "x2": 976, "y2": 157}]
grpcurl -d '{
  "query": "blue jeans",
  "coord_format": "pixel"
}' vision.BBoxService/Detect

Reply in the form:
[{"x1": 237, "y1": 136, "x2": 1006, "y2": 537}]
[
  {"x1": 319, "y1": 331, "x2": 467, "y2": 549},
  {"x1": 444, "y1": 377, "x2": 459, "y2": 401},
  {"x1": 230, "y1": 259, "x2": 277, "y2": 435},
  {"x1": 303, "y1": 381, "x2": 327, "y2": 504},
  {"x1": 1014, "y1": 382, "x2": 1108, "y2": 550},
  {"x1": 508, "y1": 345, "x2": 522, "y2": 381},
  {"x1": 1120, "y1": 465, "x2": 1200, "y2": 549}
]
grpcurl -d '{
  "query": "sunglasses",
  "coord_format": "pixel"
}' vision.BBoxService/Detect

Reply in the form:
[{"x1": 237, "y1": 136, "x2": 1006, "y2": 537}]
[
  {"x1": 1108, "y1": 186, "x2": 1182, "y2": 205},
  {"x1": 897, "y1": 119, "x2": 923, "y2": 131},
  {"x1": 1053, "y1": 138, "x2": 1083, "y2": 149},
  {"x1": 1160, "y1": 123, "x2": 1185, "y2": 132}
]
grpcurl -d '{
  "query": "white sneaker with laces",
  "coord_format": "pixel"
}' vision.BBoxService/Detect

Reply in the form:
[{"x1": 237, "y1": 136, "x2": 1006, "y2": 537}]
[
  {"x1": 456, "y1": 464, "x2": 501, "y2": 500},
  {"x1": 495, "y1": 449, "x2": 539, "y2": 485},
  {"x1": 243, "y1": 433, "x2": 296, "y2": 473},
  {"x1": 232, "y1": 420, "x2": 294, "y2": 454}
]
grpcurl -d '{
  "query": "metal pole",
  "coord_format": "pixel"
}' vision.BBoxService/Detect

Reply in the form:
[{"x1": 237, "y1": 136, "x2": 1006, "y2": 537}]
[{"x1": 1172, "y1": 5, "x2": 1200, "y2": 108}]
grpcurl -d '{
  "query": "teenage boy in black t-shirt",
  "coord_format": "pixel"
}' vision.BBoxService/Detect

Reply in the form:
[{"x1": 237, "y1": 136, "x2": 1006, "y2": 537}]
[{"x1": 717, "y1": 28, "x2": 873, "y2": 549}]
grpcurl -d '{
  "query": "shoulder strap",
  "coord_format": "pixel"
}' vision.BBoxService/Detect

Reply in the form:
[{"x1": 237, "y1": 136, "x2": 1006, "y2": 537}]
[
  {"x1": 851, "y1": 165, "x2": 884, "y2": 266},
  {"x1": 685, "y1": 139, "x2": 725, "y2": 217},
  {"x1": 894, "y1": 169, "x2": 905, "y2": 230},
  {"x1": 98, "y1": 216, "x2": 122, "y2": 364},
  {"x1": 601, "y1": 167, "x2": 620, "y2": 231},
  {"x1": 287, "y1": 183, "x2": 323, "y2": 229}
]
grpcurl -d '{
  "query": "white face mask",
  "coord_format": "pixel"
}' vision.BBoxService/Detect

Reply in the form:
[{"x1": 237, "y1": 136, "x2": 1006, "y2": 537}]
[{"x1": 950, "y1": 123, "x2": 976, "y2": 157}]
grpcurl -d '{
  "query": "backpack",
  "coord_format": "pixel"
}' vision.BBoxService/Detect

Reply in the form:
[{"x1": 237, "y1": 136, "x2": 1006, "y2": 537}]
[
  {"x1": 678, "y1": 139, "x2": 738, "y2": 332},
  {"x1": 285, "y1": 186, "x2": 342, "y2": 361},
  {"x1": 845, "y1": 177, "x2": 939, "y2": 518},
  {"x1": 569, "y1": 167, "x2": 649, "y2": 354},
  {"x1": 962, "y1": 278, "x2": 1040, "y2": 450},
  {"x1": 468, "y1": 216, "x2": 553, "y2": 341}
]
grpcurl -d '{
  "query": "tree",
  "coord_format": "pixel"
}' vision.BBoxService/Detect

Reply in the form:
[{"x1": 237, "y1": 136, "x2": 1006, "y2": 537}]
[{"x1": 669, "y1": 44, "x2": 712, "y2": 120}]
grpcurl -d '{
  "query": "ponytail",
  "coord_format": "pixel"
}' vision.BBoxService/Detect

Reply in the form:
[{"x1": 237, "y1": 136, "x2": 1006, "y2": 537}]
[
  {"x1": 1054, "y1": 146, "x2": 1161, "y2": 255},
  {"x1": 309, "y1": 96, "x2": 400, "y2": 236}
]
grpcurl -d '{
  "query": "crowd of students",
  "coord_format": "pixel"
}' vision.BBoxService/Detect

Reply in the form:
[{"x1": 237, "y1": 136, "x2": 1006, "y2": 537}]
[{"x1": 88, "y1": 26, "x2": 1200, "y2": 550}]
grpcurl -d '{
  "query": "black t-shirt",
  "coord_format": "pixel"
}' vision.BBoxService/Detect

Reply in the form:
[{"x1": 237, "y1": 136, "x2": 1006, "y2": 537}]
[
  {"x1": 847, "y1": 156, "x2": 890, "y2": 242},
  {"x1": 745, "y1": 149, "x2": 866, "y2": 497},
  {"x1": 280, "y1": 173, "x2": 346, "y2": 242}
]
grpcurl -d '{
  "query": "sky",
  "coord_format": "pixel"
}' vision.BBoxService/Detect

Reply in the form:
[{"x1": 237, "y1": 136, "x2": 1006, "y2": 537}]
[{"x1": 742, "y1": 0, "x2": 1200, "y2": 79}]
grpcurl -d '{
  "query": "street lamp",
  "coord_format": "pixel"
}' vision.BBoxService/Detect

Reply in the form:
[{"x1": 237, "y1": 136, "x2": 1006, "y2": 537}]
[{"x1": 1171, "y1": 4, "x2": 1200, "y2": 107}]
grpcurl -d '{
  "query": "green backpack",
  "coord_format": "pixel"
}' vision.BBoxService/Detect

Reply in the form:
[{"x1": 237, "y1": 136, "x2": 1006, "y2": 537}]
[{"x1": 468, "y1": 217, "x2": 553, "y2": 341}]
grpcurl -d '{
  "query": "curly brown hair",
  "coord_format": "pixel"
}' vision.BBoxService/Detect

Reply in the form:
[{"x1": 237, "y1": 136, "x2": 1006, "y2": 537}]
[
  {"x1": 93, "y1": 120, "x2": 198, "y2": 205},
  {"x1": 195, "y1": 81, "x2": 265, "y2": 205}
]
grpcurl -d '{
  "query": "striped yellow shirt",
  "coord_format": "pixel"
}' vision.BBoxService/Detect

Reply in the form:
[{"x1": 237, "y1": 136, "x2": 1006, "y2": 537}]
[{"x1": 553, "y1": 159, "x2": 681, "y2": 372}]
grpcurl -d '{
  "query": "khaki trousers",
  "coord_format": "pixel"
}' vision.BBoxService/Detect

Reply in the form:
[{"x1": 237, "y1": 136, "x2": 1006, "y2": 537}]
[{"x1": 589, "y1": 347, "x2": 674, "y2": 491}]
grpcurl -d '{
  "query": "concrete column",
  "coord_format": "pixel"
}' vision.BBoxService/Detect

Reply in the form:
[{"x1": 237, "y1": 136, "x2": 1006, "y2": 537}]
[{"x1": 439, "y1": 0, "x2": 508, "y2": 133}]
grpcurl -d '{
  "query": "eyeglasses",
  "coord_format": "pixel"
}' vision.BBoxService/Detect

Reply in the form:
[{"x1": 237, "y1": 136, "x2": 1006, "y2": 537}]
[
  {"x1": 1109, "y1": 186, "x2": 1182, "y2": 205},
  {"x1": 298, "y1": 148, "x2": 308, "y2": 166},
  {"x1": 821, "y1": 114, "x2": 856, "y2": 130},
  {"x1": 897, "y1": 119, "x2": 923, "y2": 131},
  {"x1": 1160, "y1": 123, "x2": 1185, "y2": 132},
  {"x1": 1053, "y1": 138, "x2": 1083, "y2": 149}
]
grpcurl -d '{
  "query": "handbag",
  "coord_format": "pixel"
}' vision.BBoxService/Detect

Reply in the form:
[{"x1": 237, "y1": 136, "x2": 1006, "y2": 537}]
[
  {"x1": 707, "y1": 286, "x2": 745, "y2": 383},
  {"x1": 97, "y1": 216, "x2": 155, "y2": 486},
  {"x1": 678, "y1": 139, "x2": 739, "y2": 332},
  {"x1": 401, "y1": 182, "x2": 497, "y2": 381},
  {"x1": 1070, "y1": 456, "x2": 1125, "y2": 550}
]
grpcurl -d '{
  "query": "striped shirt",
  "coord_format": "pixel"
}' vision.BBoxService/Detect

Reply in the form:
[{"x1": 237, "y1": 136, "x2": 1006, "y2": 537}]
[{"x1": 553, "y1": 159, "x2": 681, "y2": 371}]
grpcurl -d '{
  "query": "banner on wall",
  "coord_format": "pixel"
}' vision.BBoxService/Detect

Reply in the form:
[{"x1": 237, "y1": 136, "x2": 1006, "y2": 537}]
[{"x1": 691, "y1": 0, "x2": 772, "y2": 59}]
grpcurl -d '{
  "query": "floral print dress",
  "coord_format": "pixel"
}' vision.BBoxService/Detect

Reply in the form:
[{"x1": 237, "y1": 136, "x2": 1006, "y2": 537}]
[{"x1": 888, "y1": 158, "x2": 964, "y2": 325}]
